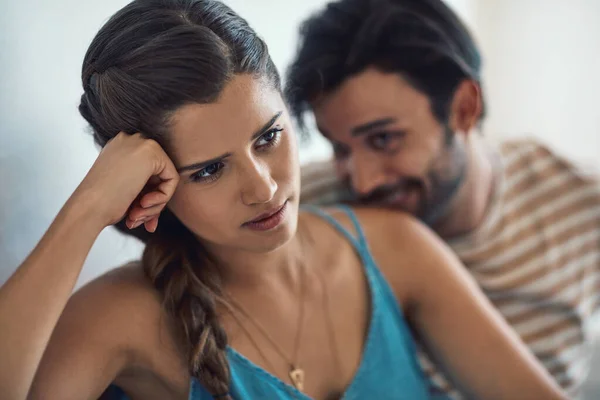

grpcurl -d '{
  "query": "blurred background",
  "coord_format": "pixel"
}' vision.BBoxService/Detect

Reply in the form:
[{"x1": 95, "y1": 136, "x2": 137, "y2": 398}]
[{"x1": 0, "y1": 0, "x2": 598, "y2": 396}]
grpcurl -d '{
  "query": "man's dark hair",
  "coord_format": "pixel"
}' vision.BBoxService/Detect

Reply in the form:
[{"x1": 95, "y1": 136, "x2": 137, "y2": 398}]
[{"x1": 285, "y1": 0, "x2": 484, "y2": 131}]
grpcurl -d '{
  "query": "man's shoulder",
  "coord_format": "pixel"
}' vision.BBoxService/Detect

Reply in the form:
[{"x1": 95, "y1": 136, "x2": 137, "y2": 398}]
[
  {"x1": 498, "y1": 137, "x2": 599, "y2": 187},
  {"x1": 300, "y1": 160, "x2": 351, "y2": 205}
]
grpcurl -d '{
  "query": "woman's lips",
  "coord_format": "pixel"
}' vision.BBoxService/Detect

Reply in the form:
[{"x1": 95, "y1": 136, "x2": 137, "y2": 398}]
[{"x1": 242, "y1": 201, "x2": 289, "y2": 231}]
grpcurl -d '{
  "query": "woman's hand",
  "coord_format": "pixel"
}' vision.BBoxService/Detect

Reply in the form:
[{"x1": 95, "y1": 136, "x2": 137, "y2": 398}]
[{"x1": 75, "y1": 132, "x2": 179, "y2": 233}]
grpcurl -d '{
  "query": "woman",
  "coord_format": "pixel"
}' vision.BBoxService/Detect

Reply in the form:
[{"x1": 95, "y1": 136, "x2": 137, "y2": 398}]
[{"x1": 0, "y1": 1, "x2": 566, "y2": 399}]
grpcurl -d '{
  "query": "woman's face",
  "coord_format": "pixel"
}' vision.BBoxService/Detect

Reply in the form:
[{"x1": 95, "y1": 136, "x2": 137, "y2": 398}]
[{"x1": 166, "y1": 74, "x2": 300, "y2": 254}]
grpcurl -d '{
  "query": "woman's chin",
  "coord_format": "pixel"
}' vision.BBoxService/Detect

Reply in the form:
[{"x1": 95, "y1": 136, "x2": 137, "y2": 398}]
[
  {"x1": 241, "y1": 205, "x2": 299, "y2": 253},
  {"x1": 246, "y1": 218, "x2": 297, "y2": 253}
]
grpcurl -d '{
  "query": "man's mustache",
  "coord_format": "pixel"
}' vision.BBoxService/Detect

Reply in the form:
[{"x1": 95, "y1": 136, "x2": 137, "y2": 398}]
[{"x1": 344, "y1": 176, "x2": 424, "y2": 205}]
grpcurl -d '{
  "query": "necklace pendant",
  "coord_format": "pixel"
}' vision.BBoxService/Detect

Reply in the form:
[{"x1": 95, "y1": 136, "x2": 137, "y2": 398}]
[{"x1": 289, "y1": 366, "x2": 305, "y2": 391}]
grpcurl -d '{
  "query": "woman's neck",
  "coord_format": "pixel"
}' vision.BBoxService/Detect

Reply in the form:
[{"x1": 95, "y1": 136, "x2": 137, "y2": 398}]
[{"x1": 201, "y1": 218, "x2": 310, "y2": 292}]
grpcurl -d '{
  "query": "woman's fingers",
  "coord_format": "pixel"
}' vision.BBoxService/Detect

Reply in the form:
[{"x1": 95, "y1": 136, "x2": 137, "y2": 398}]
[
  {"x1": 139, "y1": 191, "x2": 169, "y2": 209},
  {"x1": 144, "y1": 215, "x2": 159, "y2": 233},
  {"x1": 127, "y1": 215, "x2": 156, "y2": 231},
  {"x1": 130, "y1": 202, "x2": 165, "y2": 220},
  {"x1": 127, "y1": 203, "x2": 164, "y2": 228},
  {"x1": 151, "y1": 141, "x2": 180, "y2": 199},
  {"x1": 79, "y1": 133, "x2": 181, "y2": 228}
]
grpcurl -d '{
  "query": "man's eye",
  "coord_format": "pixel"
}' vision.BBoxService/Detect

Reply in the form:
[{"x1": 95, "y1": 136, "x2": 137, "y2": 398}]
[
  {"x1": 333, "y1": 143, "x2": 350, "y2": 159},
  {"x1": 370, "y1": 133, "x2": 392, "y2": 149},
  {"x1": 367, "y1": 131, "x2": 404, "y2": 152}
]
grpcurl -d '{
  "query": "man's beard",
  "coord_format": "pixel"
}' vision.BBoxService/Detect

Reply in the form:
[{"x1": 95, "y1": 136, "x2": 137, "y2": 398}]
[{"x1": 351, "y1": 128, "x2": 468, "y2": 227}]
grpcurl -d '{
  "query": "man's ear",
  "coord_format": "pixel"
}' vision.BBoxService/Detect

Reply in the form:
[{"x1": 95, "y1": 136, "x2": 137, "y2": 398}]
[{"x1": 448, "y1": 79, "x2": 482, "y2": 136}]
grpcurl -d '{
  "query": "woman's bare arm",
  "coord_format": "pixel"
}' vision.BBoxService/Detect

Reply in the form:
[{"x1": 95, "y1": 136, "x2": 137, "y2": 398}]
[
  {"x1": 0, "y1": 194, "x2": 106, "y2": 399},
  {"x1": 0, "y1": 133, "x2": 178, "y2": 398}
]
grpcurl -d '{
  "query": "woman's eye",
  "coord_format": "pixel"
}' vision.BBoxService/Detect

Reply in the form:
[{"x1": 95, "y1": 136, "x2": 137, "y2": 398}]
[
  {"x1": 191, "y1": 162, "x2": 224, "y2": 183},
  {"x1": 256, "y1": 127, "x2": 283, "y2": 148},
  {"x1": 262, "y1": 131, "x2": 276, "y2": 142}
]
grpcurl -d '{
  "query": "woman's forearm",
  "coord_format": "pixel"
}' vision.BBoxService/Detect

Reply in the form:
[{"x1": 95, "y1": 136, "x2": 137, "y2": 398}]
[{"x1": 0, "y1": 190, "x2": 105, "y2": 399}]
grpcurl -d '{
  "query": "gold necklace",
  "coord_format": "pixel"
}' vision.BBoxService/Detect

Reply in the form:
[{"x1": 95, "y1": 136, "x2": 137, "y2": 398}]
[
  {"x1": 226, "y1": 263, "x2": 308, "y2": 391},
  {"x1": 316, "y1": 266, "x2": 343, "y2": 383}
]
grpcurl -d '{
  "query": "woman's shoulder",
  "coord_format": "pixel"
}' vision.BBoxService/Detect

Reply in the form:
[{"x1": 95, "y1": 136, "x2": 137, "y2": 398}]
[
  {"x1": 59, "y1": 262, "x2": 182, "y2": 371},
  {"x1": 300, "y1": 205, "x2": 455, "y2": 303},
  {"x1": 337, "y1": 206, "x2": 454, "y2": 304},
  {"x1": 70, "y1": 262, "x2": 162, "y2": 323},
  {"x1": 305, "y1": 205, "x2": 429, "y2": 246},
  {"x1": 85, "y1": 262, "x2": 156, "y2": 296},
  {"x1": 352, "y1": 207, "x2": 431, "y2": 245},
  {"x1": 300, "y1": 205, "x2": 427, "y2": 252},
  {"x1": 30, "y1": 262, "x2": 186, "y2": 399}
]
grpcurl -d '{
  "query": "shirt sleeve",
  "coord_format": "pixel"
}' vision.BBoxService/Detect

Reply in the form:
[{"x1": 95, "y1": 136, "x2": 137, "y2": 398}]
[{"x1": 300, "y1": 160, "x2": 353, "y2": 206}]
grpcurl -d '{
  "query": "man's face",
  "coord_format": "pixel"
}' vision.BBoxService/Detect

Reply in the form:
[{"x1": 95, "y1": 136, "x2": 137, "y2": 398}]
[{"x1": 312, "y1": 68, "x2": 468, "y2": 226}]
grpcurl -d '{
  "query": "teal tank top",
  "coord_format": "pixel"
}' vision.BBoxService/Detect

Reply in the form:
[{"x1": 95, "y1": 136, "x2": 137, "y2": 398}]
[{"x1": 109, "y1": 205, "x2": 439, "y2": 399}]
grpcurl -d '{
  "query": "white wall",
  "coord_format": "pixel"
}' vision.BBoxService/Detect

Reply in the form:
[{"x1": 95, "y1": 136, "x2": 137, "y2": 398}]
[{"x1": 476, "y1": 0, "x2": 600, "y2": 164}]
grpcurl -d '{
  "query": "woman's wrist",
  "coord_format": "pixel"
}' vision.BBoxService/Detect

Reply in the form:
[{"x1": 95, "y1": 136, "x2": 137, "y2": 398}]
[{"x1": 60, "y1": 188, "x2": 110, "y2": 238}]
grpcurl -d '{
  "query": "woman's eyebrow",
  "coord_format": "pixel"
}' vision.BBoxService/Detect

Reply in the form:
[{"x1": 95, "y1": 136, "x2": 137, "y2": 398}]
[{"x1": 177, "y1": 111, "x2": 283, "y2": 174}]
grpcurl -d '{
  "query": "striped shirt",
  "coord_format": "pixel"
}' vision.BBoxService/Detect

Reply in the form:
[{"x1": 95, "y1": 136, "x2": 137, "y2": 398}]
[{"x1": 300, "y1": 138, "x2": 600, "y2": 398}]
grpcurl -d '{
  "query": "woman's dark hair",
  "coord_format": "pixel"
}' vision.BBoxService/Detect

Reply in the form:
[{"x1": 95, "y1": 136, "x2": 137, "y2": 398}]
[
  {"x1": 78, "y1": 0, "x2": 280, "y2": 397},
  {"x1": 285, "y1": 0, "x2": 484, "y2": 132}
]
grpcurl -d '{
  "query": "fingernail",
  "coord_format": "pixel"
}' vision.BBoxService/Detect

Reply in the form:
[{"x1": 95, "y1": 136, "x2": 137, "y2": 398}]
[{"x1": 131, "y1": 219, "x2": 144, "y2": 229}]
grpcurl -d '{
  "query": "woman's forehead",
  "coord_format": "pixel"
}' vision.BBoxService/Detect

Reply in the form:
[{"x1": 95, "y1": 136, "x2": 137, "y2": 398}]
[{"x1": 168, "y1": 75, "x2": 284, "y2": 165}]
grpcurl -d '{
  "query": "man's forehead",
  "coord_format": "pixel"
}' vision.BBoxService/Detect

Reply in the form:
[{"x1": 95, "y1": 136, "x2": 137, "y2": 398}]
[{"x1": 312, "y1": 72, "x2": 430, "y2": 132}]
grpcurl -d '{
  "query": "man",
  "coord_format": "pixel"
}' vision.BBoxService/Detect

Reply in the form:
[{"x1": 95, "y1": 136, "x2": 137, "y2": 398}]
[{"x1": 286, "y1": 0, "x2": 600, "y2": 397}]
